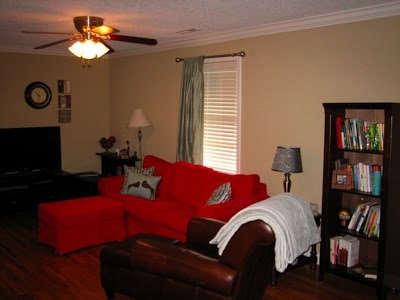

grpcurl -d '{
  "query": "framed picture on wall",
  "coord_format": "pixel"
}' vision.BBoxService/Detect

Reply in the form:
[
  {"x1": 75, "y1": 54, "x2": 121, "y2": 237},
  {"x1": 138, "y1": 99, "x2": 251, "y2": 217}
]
[
  {"x1": 58, "y1": 95, "x2": 71, "y2": 108},
  {"x1": 58, "y1": 109, "x2": 71, "y2": 123}
]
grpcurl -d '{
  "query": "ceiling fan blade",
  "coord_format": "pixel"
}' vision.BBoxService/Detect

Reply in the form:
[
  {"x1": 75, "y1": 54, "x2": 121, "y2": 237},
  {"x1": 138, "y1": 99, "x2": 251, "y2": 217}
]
[
  {"x1": 100, "y1": 40, "x2": 115, "y2": 54},
  {"x1": 109, "y1": 34, "x2": 157, "y2": 46},
  {"x1": 34, "y1": 39, "x2": 71, "y2": 49},
  {"x1": 22, "y1": 30, "x2": 74, "y2": 35},
  {"x1": 92, "y1": 25, "x2": 119, "y2": 35}
]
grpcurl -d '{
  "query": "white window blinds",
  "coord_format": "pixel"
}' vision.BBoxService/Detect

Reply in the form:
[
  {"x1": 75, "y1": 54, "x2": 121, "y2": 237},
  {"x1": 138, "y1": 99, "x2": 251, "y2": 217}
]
[{"x1": 203, "y1": 57, "x2": 241, "y2": 174}]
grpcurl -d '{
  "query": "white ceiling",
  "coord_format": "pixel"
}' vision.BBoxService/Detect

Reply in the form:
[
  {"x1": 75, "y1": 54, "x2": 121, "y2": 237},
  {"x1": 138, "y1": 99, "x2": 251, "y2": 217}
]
[{"x1": 1, "y1": 0, "x2": 400, "y2": 58}]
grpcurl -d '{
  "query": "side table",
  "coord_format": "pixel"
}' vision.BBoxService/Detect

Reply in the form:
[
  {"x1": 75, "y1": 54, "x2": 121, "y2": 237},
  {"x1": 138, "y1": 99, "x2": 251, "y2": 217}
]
[
  {"x1": 96, "y1": 152, "x2": 140, "y2": 176},
  {"x1": 73, "y1": 172, "x2": 100, "y2": 196}
]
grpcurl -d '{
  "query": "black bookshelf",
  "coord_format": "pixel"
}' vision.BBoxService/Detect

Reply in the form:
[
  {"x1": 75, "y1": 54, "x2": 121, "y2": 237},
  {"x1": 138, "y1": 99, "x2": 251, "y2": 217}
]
[{"x1": 319, "y1": 103, "x2": 400, "y2": 299}]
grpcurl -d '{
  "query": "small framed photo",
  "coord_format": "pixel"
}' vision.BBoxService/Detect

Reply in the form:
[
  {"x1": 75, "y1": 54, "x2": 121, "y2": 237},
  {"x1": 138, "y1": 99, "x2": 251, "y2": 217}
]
[
  {"x1": 58, "y1": 109, "x2": 71, "y2": 123},
  {"x1": 331, "y1": 170, "x2": 354, "y2": 190},
  {"x1": 58, "y1": 95, "x2": 71, "y2": 108}
]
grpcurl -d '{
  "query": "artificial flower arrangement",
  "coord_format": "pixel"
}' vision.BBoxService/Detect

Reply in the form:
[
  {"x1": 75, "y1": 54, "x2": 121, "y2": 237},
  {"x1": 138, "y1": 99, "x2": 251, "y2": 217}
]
[{"x1": 99, "y1": 136, "x2": 116, "y2": 152}]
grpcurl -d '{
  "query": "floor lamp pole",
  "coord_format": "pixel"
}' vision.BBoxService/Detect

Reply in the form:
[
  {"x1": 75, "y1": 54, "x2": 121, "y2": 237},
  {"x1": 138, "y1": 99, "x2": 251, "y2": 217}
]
[{"x1": 137, "y1": 127, "x2": 143, "y2": 163}]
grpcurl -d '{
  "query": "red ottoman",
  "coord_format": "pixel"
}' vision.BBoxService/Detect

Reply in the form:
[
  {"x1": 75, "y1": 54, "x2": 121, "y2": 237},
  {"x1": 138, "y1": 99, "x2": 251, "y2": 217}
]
[{"x1": 38, "y1": 196, "x2": 125, "y2": 254}]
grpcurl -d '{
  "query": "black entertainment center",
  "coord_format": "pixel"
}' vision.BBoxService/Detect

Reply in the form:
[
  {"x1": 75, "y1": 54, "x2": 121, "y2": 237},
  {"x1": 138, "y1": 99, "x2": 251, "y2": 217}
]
[{"x1": 0, "y1": 126, "x2": 90, "y2": 214}]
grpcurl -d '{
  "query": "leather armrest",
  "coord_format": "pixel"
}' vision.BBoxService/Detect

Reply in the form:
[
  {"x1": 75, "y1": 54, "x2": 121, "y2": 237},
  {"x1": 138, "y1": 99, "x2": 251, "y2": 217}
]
[
  {"x1": 186, "y1": 217, "x2": 225, "y2": 254},
  {"x1": 130, "y1": 238, "x2": 237, "y2": 295}
]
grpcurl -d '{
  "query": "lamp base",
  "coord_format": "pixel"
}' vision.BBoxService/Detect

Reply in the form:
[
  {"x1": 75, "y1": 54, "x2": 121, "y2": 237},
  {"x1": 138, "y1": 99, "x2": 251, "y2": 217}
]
[{"x1": 283, "y1": 173, "x2": 292, "y2": 193}]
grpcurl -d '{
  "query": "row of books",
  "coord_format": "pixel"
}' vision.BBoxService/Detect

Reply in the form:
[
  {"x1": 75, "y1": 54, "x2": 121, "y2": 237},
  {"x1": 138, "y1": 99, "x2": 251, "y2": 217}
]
[
  {"x1": 353, "y1": 162, "x2": 382, "y2": 195},
  {"x1": 335, "y1": 117, "x2": 384, "y2": 151},
  {"x1": 330, "y1": 235, "x2": 360, "y2": 267},
  {"x1": 347, "y1": 202, "x2": 381, "y2": 238},
  {"x1": 333, "y1": 159, "x2": 382, "y2": 195}
]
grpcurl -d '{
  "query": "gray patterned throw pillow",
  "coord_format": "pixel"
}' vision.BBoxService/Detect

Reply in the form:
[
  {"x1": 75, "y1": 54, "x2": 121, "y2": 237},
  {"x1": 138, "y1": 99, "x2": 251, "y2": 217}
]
[{"x1": 206, "y1": 182, "x2": 232, "y2": 205}]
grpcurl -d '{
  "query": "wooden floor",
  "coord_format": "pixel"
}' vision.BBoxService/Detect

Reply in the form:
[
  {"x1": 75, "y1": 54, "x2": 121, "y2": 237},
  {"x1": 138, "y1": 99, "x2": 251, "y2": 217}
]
[{"x1": 0, "y1": 209, "x2": 379, "y2": 300}]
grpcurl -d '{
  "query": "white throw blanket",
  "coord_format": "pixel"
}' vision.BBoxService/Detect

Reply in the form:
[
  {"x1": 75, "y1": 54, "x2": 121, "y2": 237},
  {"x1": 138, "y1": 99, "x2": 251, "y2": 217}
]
[{"x1": 209, "y1": 193, "x2": 321, "y2": 273}]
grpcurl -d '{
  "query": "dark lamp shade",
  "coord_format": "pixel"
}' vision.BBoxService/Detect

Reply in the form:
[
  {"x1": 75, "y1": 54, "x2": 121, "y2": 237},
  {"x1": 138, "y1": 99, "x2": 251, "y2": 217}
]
[{"x1": 271, "y1": 146, "x2": 303, "y2": 173}]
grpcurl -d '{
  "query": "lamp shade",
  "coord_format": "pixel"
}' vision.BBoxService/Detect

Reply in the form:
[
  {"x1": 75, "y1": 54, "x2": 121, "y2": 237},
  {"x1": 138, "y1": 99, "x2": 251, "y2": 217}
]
[
  {"x1": 271, "y1": 146, "x2": 303, "y2": 173},
  {"x1": 68, "y1": 40, "x2": 109, "y2": 59},
  {"x1": 128, "y1": 108, "x2": 152, "y2": 128}
]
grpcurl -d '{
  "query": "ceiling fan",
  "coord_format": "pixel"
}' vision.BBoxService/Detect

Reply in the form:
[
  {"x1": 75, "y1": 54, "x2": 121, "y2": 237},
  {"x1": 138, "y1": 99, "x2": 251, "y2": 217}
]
[{"x1": 22, "y1": 16, "x2": 157, "y2": 58}]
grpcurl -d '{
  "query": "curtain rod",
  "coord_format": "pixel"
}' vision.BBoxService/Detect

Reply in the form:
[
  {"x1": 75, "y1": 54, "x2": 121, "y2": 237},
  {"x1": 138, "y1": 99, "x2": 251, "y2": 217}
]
[{"x1": 175, "y1": 51, "x2": 245, "y2": 63}]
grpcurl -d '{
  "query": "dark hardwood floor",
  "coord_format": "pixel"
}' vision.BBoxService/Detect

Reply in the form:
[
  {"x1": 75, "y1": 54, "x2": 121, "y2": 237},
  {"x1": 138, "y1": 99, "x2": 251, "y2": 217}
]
[{"x1": 0, "y1": 209, "x2": 381, "y2": 299}]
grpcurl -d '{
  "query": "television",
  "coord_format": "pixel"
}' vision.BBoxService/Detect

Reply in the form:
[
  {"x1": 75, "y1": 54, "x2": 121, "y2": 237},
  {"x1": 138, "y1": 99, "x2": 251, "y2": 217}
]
[{"x1": 0, "y1": 126, "x2": 62, "y2": 174}]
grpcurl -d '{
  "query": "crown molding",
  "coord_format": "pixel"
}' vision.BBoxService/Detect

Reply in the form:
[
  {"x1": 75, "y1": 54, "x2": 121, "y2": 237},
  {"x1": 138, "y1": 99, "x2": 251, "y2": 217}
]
[
  {"x1": 113, "y1": 2, "x2": 400, "y2": 57},
  {"x1": 2, "y1": 2, "x2": 400, "y2": 58}
]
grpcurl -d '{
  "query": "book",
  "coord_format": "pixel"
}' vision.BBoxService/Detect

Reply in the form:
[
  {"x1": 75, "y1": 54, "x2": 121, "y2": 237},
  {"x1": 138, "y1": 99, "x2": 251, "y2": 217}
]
[
  {"x1": 343, "y1": 235, "x2": 360, "y2": 267},
  {"x1": 355, "y1": 202, "x2": 377, "y2": 232},
  {"x1": 362, "y1": 205, "x2": 380, "y2": 238},
  {"x1": 330, "y1": 236, "x2": 342, "y2": 264},
  {"x1": 333, "y1": 117, "x2": 384, "y2": 151},
  {"x1": 336, "y1": 117, "x2": 344, "y2": 149},
  {"x1": 368, "y1": 206, "x2": 381, "y2": 238},
  {"x1": 350, "y1": 265, "x2": 377, "y2": 280},
  {"x1": 330, "y1": 235, "x2": 360, "y2": 267},
  {"x1": 348, "y1": 204, "x2": 362, "y2": 230},
  {"x1": 363, "y1": 267, "x2": 378, "y2": 280}
]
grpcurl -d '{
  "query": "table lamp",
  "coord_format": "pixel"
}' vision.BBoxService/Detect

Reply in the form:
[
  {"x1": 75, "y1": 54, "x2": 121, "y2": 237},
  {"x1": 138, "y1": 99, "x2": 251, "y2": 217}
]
[{"x1": 271, "y1": 146, "x2": 303, "y2": 193}]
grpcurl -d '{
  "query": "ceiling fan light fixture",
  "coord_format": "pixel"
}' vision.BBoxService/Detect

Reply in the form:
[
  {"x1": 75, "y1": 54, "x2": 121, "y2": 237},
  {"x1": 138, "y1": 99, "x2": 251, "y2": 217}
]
[{"x1": 68, "y1": 39, "x2": 109, "y2": 59}]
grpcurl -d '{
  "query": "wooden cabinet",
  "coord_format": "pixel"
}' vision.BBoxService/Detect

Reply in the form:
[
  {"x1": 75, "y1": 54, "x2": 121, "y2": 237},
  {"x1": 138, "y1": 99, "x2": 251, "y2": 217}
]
[
  {"x1": 0, "y1": 171, "x2": 78, "y2": 214},
  {"x1": 319, "y1": 103, "x2": 400, "y2": 299}
]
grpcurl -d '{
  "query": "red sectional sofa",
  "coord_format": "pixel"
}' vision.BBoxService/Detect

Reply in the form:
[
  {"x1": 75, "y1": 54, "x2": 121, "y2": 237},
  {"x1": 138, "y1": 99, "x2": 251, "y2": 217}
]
[{"x1": 98, "y1": 155, "x2": 269, "y2": 241}]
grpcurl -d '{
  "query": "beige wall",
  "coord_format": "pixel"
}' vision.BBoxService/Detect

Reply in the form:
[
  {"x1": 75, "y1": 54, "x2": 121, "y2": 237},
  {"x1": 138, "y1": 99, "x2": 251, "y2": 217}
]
[
  {"x1": 109, "y1": 16, "x2": 400, "y2": 209},
  {"x1": 0, "y1": 53, "x2": 110, "y2": 173},
  {"x1": 1, "y1": 16, "x2": 400, "y2": 210}
]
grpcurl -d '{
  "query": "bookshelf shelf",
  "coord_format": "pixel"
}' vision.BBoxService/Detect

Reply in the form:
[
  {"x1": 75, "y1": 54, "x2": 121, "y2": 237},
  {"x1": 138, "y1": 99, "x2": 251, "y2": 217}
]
[
  {"x1": 331, "y1": 188, "x2": 382, "y2": 198},
  {"x1": 329, "y1": 264, "x2": 378, "y2": 286},
  {"x1": 319, "y1": 103, "x2": 400, "y2": 299}
]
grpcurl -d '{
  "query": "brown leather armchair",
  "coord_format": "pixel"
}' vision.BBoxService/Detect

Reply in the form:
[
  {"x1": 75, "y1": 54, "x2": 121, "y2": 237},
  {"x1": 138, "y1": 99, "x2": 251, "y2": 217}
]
[{"x1": 100, "y1": 217, "x2": 275, "y2": 300}]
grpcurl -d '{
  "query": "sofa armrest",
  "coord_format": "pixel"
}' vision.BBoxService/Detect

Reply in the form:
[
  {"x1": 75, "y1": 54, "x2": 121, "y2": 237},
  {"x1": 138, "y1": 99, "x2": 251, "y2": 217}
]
[
  {"x1": 220, "y1": 220, "x2": 275, "y2": 270},
  {"x1": 195, "y1": 199, "x2": 255, "y2": 222},
  {"x1": 185, "y1": 217, "x2": 225, "y2": 254},
  {"x1": 130, "y1": 238, "x2": 236, "y2": 295},
  {"x1": 98, "y1": 175, "x2": 124, "y2": 195}
]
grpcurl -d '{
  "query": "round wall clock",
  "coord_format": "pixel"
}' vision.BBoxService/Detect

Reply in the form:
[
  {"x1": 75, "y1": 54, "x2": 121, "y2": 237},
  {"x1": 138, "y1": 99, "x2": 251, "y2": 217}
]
[{"x1": 24, "y1": 81, "x2": 52, "y2": 109}]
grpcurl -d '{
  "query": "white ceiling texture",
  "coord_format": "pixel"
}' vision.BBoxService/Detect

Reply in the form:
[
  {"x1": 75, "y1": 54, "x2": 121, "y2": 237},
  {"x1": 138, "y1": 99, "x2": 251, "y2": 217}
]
[{"x1": 1, "y1": 0, "x2": 400, "y2": 57}]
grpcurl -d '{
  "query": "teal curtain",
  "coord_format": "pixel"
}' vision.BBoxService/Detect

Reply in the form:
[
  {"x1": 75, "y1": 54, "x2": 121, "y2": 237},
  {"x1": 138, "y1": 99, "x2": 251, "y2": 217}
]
[{"x1": 176, "y1": 57, "x2": 204, "y2": 163}]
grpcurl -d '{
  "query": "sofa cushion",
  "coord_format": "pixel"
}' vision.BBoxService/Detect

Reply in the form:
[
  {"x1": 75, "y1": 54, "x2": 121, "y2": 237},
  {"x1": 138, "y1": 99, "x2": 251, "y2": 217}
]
[
  {"x1": 168, "y1": 161, "x2": 214, "y2": 210},
  {"x1": 120, "y1": 171, "x2": 161, "y2": 200},
  {"x1": 168, "y1": 161, "x2": 260, "y2": 211},
  {"x1": 206, "y1": 182, "x2": 232, "y2": 205},
  {"x1": 203, "y1": 170, "x2": 260, "y2": 202},
  {"x1": 98, "y1": 175, "x2": 125, "y2": 196},
  {"x1": 120, "y1": 194, "x2": 192, "y2": 240},
  {"x1": 143, "y1": 155, "x2": 173, "y2": 198}
]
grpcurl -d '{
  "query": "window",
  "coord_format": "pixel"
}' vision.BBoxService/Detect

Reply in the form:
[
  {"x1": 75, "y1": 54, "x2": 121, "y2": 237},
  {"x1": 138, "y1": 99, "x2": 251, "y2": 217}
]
[{"x1": 203, "y1": 57, "x2": 242, "y2": 174}]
